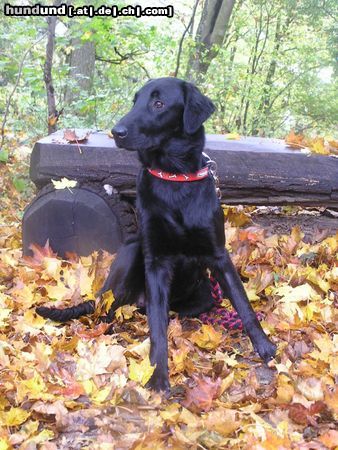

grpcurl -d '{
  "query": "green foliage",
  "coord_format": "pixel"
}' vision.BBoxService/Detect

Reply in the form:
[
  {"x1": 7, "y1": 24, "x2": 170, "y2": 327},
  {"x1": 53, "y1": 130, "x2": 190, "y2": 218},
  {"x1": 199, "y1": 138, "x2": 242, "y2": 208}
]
[
  {"x1": 0, "y1": 149, "x2": 9, "y2": 163},
  {"x1": 0, "y1": 0, "x2": 336, "y2": 146},
  {"x1": 12, "y1": 177, "x2": 28, "y2": 192}
]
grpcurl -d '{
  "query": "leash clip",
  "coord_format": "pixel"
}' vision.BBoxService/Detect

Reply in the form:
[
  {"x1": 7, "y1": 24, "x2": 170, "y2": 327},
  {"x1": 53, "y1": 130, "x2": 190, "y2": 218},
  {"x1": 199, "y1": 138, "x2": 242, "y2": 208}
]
[{"x1": 202, "y1": 152, "x2": 222, "y2": 200}]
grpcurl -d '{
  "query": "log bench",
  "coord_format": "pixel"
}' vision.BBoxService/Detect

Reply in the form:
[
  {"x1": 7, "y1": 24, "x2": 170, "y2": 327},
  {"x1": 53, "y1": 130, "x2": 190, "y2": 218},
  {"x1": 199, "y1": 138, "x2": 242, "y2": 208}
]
[{"x1": 23, "y1": 130, "x2": 338, "y2": 257}]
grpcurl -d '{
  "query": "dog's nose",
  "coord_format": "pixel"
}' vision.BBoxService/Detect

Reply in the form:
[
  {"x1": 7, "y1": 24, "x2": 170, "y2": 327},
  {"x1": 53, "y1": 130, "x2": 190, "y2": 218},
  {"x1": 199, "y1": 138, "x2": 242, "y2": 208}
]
[{"x1": 111, "y1": 125, "x2": 128, "y2": 139}]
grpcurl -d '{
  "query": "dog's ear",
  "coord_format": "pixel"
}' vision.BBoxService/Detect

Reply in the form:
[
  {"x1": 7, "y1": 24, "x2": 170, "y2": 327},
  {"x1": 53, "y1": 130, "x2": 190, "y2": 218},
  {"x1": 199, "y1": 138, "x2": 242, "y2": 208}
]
[{"x1": 183, "y1": 82, "x2": 215, "y2": 135}]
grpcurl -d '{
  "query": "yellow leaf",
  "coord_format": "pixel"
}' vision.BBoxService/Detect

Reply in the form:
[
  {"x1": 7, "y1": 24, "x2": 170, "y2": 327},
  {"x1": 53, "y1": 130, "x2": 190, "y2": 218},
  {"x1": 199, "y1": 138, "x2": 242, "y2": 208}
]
[
  {"x1": 223, "y1": 206, "x2": 251, "y2": 227},
  {"x1": 224, "y1": 132, "x2": 240, "y2": 140},
  {"x1": 101, "y1": 289, "x2": 115, "y2": 314},
  {"x1": 274, "y1": 283, "x2": 321, "y2": 321},
  {"x1": 42, "y1": 257, "x2": 62, "y2": 279},
  {"x1": 129, "y1": 339, "x2": 150, "y2": 360},
  {"x1": 0, "y1": 309, "x2": 11, "y2": 328},
  {"x1": 23, "y1": 429, "x2": 54, "y2": 446},
  {"x1": 309, "y1": 137, "x2": 329, "y2": 155},
  {"x1": 309, "y1": 335, "x2": 333, "y2": 363},
  {"x1": 190, "y1": 324, "x2": 223, "y2": 350},
  {"x1": 76, "y1": 342, "x2": 126, "y2": 380},
  {"x1": 220, "y1": 371, "x2": 234, "y2": 394},
  {"x1": 160, "y1": 402, "x2": 181, "y2": 423},
  {"x1": 16, "y1": 372, "x2": 49, "y2": 403},
  {"x1": 171, "y1": 344, "x2": 190, "y2": 374},
  {"x1": 82, "y1": 379, "x2": 95, "y2": 395},
  {"x1": 24, "y1": 309, "x2": 46, "y2": 329},
  {"x1": 115, "y1": 304, "x2": 138, "y2": 322},
  {"x1": 244, "y1": 286, "x2": 260, "y2": 302},
  {"x1": 91, "y1": 385, "x2": 111, "y2": 404},
  {"x1": 203, "y1": 408, "x2": 240, "y2": 436},
  {"x1": 275, "y1": 359, "x2": 292, "y2": 374},
  {"x1": 0, "y1": 397, "x2": 10, "y2": 411},
  {"x1": 303, "y1": 266, "x2": 330, "y2": 293},
  {"x1": 45, "y1": 282, "x2": 72, "y2": 301},
  {"x1": 322, "y1": 234, "x2": 338, "y2": 253},
  {"x1": 215, "y1": 351, "x2": 239, "y2": 367},
  {"x1": 128, "y1": 356, "x2": 155, "y2": 386},
  {"x1": 11, "y1": 284, "x2": 35, "y2": 309},
  {"x1": 179, "y1": 407, "x2": 199, "y2": 426},
  {"x1": 83, "y1": 31, "x2": 92, "y2": 40},
  {"x1": 78, "y1": 265, "x2": 94, "y2": 298},
  {"x1": 51, "y1": 177, "x2": 77, "y2": 190},
  {"x1": 276, "y1": 374, "x2": 294, "y2": 403},
  {"x1": 0, "y1": 407, "x2": 30, "y2": 426},
  {"x1": 0, "y1": 439, "x2": 9, "y2": 450},
  {"x1": 303, "y1": 302, "x2": 320, "y2": 321}
]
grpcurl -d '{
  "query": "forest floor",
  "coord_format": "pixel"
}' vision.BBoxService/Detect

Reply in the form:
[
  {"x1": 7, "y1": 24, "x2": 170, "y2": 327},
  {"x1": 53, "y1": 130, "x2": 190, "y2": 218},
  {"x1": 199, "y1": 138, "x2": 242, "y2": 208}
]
[{"x1": 0, "y1": 139, "x2": 337, "y2": 449}]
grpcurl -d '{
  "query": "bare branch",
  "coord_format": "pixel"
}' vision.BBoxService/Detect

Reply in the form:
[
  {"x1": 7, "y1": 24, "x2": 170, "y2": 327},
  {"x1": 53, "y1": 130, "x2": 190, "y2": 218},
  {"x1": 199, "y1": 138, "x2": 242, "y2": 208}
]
[{"x1": 174, "y1": 0, "x2": 200, "y2": 77}]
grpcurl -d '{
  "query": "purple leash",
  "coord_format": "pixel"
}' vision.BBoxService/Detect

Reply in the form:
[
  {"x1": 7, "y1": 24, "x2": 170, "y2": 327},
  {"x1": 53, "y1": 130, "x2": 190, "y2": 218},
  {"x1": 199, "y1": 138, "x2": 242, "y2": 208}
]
[{"x1": 199, "y1": 276, "x2": 264, "y2": 330}]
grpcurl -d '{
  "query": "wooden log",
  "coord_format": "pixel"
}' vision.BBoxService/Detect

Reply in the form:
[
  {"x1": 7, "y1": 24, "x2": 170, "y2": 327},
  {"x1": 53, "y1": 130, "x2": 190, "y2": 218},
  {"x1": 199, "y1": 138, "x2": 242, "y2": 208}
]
[
  {"x1": 22, "y1": 185, "x2": 136, "y2": 257},
  {"x1": 30, "y1": 131, "x2": 338, "y2": 207}
]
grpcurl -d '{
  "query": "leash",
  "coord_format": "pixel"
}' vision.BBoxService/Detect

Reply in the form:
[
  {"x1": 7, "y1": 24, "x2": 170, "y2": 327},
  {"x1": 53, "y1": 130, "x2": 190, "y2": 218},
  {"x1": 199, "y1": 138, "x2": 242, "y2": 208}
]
[{"x1": 200, "y1": 276, "x2": 264, "y2": 330}]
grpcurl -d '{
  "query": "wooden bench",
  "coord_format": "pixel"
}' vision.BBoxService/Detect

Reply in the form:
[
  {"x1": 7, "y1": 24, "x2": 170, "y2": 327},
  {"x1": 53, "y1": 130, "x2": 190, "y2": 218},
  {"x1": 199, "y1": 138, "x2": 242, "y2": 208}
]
[{"x1": 23, "y1": 130, "x2": 338, "y2": 257}]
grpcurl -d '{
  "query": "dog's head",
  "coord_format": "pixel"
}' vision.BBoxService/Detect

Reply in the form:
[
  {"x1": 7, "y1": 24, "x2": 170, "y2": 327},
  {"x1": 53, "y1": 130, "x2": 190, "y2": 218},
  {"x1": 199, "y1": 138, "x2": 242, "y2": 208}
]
[{"x1": 111, "y1": 77, "x2": 215, "y2": 151}]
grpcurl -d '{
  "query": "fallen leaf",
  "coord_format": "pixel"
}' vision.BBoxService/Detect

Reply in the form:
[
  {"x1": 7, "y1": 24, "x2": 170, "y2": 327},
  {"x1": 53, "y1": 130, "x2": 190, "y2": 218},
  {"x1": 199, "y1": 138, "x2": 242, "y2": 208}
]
[
  {"x1": 63, "y1": 129, "x2": 90, "y2": 143},
  {"x1": 203, "y1": 407, "x2": 239, "y2": 436},
  {"x1": 190, "y1": 324, "x2": 223, "y2": 350},
  {"x1": 128, "y1": 356, "x2": 155, "y2": 386},
  {"x1": 0, "y1": 407, "x2": 30, "y2": 426},
  {"x1": 51, "y1": 177, "x2": 77, "y2": 190},
  {"x1": 319, "y1": 430, "x2": 338, "y2": 448},
  {"x1": 182, "y1": 375, "x2": 222, "y2": 412}
]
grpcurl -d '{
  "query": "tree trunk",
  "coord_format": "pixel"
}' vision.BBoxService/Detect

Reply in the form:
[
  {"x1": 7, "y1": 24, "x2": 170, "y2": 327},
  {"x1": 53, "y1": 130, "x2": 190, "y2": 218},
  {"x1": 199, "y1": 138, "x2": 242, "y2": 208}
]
[
  {"x1": 65, "y1": 39, "x2": 95, "y2": 104},
  {"x1": 251, "y1": 13, "x2": 293, "y2": 135},
  {"x1": 235, "y1": 3, "x2": 270, "y2": 134},
  {"x1": 186, "y1": 0, "x2": 236, "y2": 82},
  {"x1": 44, "y1": 0, "x2": 62, "y2": 134}
]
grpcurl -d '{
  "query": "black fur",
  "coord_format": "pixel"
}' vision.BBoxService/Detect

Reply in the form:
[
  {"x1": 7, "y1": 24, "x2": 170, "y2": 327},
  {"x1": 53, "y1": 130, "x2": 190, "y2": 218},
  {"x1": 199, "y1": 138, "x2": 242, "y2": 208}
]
[{"x1": 37, "y1": 77, "x2": 276, "y2": 392}]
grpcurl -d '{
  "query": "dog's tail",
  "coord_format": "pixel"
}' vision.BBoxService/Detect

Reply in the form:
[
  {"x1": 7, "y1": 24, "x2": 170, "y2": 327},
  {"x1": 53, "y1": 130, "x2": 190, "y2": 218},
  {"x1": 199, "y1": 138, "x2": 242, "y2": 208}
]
[
  {"x1": 36, "y1": 301, "x2": 95, "y2": 322},
  {"x1": 36, "y1": 236, "x2": 144, "y2": 323}
]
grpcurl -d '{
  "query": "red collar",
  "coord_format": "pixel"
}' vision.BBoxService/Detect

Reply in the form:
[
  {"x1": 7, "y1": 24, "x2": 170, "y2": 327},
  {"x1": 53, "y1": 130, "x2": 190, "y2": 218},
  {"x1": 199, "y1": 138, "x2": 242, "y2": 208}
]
[{"x1": 147, "y1": 166, "x2": 209, "y2": 182}]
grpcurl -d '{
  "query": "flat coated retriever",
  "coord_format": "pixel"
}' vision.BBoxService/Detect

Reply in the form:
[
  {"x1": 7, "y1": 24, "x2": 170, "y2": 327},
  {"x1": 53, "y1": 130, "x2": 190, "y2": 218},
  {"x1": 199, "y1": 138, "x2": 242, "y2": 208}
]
[{"x1": 37, "y1": 77, "x2": 276, "y2": 392}]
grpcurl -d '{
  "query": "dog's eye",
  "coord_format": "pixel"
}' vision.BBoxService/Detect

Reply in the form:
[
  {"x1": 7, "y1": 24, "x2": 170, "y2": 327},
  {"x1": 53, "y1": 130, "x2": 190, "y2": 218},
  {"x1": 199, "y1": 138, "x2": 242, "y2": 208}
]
[{"x1": 153, "y1": 100, "x2": 164, "y2": 109}]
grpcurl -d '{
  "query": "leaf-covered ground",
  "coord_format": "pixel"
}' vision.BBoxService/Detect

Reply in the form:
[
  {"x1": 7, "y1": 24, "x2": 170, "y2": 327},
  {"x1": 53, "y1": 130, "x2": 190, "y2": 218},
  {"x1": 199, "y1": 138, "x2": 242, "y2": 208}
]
[{"x1": 0, "y1": 155, "x2": 337, "y2": 450}]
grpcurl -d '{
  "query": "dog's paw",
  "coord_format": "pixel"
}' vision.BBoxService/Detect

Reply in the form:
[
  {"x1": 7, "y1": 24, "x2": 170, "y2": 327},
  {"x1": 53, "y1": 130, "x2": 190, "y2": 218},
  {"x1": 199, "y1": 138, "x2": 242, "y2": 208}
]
[
  {"x1": 254, "y1": 337, "x2": 277, "y2": 364},
  {"x1": 146, "y1": 372, "x2": 170, "y2": 395}
]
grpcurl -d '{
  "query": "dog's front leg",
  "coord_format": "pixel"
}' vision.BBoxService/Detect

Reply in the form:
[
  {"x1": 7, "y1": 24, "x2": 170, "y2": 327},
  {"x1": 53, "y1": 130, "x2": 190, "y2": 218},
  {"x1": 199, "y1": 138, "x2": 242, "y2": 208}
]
[
  {"x1": 144, "y1": 259, "x2": 171, "y2": 393},
  {"x1": 211, "y1": 251, "x2": 276, "y2": 363}
]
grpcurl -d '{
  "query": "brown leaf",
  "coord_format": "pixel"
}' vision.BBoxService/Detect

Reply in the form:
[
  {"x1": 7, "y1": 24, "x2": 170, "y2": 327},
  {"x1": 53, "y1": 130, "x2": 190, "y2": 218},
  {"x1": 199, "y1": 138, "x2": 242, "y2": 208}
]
[
  {"x1": 285, "y1": 129, "x2": 306, "y2": 149},
  {"x1": 23, "y1": 241, "x2": 58, "y2": 267},
  {"x1": 182, "y1": 375, "x2": 222, "y2": 412},
  {"x1": 288, "y1": 403, "x2": 310, "y2": 425},
  {"x1": 63, "y1": 128, "x2": 90, "y2": 143}
]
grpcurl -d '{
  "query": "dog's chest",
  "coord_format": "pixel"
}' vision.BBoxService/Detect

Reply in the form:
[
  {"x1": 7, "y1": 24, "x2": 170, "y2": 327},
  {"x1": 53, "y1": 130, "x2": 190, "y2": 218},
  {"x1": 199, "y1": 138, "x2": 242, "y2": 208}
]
[{"x1": 138, "y1": 178, "x2": 218, "y2": 255}]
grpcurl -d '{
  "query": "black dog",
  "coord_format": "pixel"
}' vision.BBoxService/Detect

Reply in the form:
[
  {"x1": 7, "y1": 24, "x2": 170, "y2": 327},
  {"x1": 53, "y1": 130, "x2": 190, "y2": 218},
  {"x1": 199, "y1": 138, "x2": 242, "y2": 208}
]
[{"x1": 37, "y1": 77, "x2": 276, "y2": 392}]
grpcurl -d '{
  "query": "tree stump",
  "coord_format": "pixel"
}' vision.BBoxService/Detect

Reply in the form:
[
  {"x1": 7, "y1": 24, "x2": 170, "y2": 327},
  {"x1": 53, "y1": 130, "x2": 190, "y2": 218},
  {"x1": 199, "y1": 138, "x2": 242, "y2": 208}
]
[{"x1": 23, "y1": 181, "x2": 137, "y2": 257}]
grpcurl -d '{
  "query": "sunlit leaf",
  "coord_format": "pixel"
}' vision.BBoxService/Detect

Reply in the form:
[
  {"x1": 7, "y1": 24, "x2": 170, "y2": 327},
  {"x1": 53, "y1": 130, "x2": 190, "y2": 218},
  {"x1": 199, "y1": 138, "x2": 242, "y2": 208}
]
[{"x1": 128, "y1": 356, "x2": 155, "y2": 386}]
